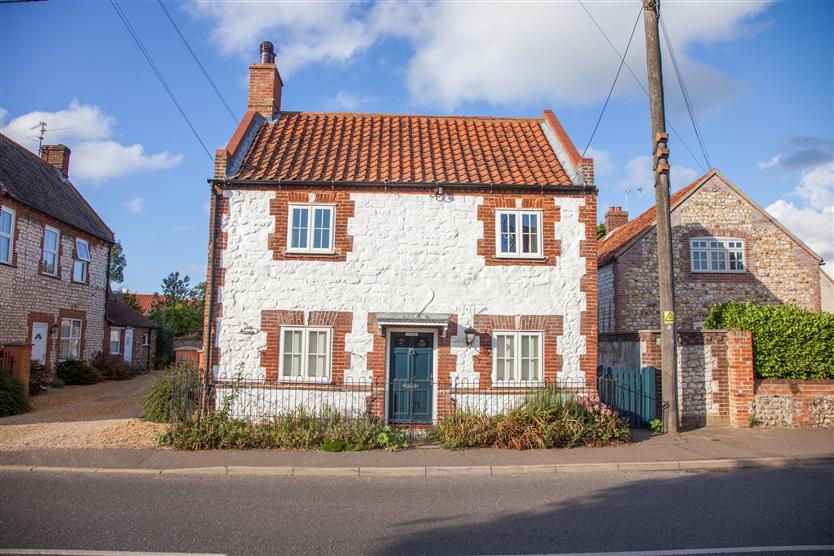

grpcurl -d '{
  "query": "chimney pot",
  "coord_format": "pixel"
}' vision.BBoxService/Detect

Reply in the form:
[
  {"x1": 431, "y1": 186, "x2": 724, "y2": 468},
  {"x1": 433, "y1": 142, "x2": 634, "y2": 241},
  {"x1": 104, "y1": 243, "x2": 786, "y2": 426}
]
[
  {"x1": 260, "y1": 41, "x2": 275, "y2": 64},
  {"x1": 41, "y1": 144, "x2": 71, "y2": 178},
  {"x1": 604, "y1": 206, "x2": 629, "y2": 235}
]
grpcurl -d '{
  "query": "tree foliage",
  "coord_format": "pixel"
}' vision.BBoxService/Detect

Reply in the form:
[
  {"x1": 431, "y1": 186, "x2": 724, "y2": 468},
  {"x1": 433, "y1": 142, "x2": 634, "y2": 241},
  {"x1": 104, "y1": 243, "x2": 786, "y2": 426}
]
[
  {"x1": 160, "y1": 272, "x2": 192, "y2": 305},
  {"x1": 705, "y1": 301, "x2": 834, "y2": 379},
  {"x1": 110, "y1": 241, "x2": 127, "y2": 284},
  {"x1": 597, "y1": 223, "x2": 606, "y2": 240}
]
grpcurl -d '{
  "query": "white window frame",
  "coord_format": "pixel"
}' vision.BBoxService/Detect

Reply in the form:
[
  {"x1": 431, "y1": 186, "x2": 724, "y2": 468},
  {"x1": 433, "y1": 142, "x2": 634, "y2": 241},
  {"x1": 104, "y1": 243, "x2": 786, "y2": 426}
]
[
  {"x1": 286, "y1": 204, "x2": 336, "y2": 254},
  {"x1": 495, "y1": 209, "x2": 544, "y2": 258},
  {"x1": 491, "y1": 330, "x2": 545, "y2": 386},
  {"x1": 109, "y1": 328, "x2": 122, "y2": 355},
  {"x1": 42, "y1": 226, "x2": 60, "y2": 276},
  {"x1": 0, "y1": 205, "x2": 15, "y2": 265},
  {"x1": 73, "y1": 238, "x2": 90, "y2": 283},
  {"x1": 59, "y1": 318, "x2": 83, "y2": 361},
  {"x1": 690, "y1": 237, "x2": 746, "y2": 273},
  {"x1": 142, "y1": 332, "x2": 150, "y2": 346},
  {"x1": 278, "y1": 326, "x2": 332, "y2": 383}
]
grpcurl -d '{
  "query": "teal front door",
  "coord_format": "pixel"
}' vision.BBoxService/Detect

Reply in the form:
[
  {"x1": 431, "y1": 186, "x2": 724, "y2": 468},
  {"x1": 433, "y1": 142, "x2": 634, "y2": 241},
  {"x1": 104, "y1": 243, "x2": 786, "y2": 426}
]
[{"x1": 388, "y1": 332, "x2": 434, "y2": 424}]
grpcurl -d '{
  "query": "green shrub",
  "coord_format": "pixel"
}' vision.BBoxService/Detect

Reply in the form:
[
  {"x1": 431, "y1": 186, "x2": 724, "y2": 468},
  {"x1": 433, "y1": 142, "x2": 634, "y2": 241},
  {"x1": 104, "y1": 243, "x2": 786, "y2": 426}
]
[
  {"x1": 705, "y1": 301, "x2": 834, "y2": 379},
  {"x1": 432, "y1": 393, "x2": 629, "y2": 450},
  {"x1": 50, "y1": 377, "x2": 66, "y2": 389},
  {"x1": 142, "y1": 366, "x2": 198, "y2": 423},
  {"x1": 55, "y1": 360, "x2": 101, "y2": 385},
  {"x1": 91, "y1": 352, "x2": 133, "y2": 381},
  {"x1": 0, "y1": 373, "x2": 30, "y2": 417},
  {"x1": 158, "y1": 390, "x2": 408, "y2": 451},
  {"x1": 28, "y1": 361, "x2": 51, "y2": 396}
]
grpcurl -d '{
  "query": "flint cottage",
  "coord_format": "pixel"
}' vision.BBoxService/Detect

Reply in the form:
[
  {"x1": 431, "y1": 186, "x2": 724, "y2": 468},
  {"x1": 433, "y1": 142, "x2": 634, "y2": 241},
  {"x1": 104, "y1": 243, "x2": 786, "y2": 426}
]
[{"x1": 203, "y1": 42, "x2": 599, "y2": 424}]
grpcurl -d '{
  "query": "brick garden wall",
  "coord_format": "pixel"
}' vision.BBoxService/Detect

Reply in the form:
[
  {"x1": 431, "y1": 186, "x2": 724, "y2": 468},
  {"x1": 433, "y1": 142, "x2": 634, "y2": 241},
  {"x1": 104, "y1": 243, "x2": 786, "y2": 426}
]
[
  {"x1": 601, "y1": 329, "x2": 832, "y2": 429},
  {"x1": 753, "y1": 380, "x2": 834, "y2": 428}
]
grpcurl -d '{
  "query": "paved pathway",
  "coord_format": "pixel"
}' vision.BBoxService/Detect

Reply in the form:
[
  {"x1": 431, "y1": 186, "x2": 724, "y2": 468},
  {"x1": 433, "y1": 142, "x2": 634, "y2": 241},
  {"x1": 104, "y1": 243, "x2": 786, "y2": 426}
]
[{"x1": 1, "y1": 427, "x2": 831, "y2": 471}]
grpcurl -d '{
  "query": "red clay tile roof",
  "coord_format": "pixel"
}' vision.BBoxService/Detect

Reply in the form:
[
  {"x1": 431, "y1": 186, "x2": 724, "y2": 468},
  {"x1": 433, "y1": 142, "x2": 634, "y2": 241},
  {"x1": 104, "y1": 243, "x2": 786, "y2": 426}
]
[
  {"x1": 232, "y1": 112, "x2": 574, "y2": 186},
  {"x1": 107, "y1": 295, "x2": 159, "y2": 329},
  {"x1": 132, "y1": 293, "x2": 164, "y2": 316},
  {"x1": 598, "y1": 170, "x2": 713, "y2": 265}
]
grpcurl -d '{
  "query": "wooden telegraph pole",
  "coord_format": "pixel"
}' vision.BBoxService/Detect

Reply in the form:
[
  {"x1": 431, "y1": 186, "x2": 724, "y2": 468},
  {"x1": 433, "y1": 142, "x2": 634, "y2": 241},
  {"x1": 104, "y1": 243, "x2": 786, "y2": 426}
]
[{"x1": 642, "y1": 0, "x2": 680, "y2": 432}]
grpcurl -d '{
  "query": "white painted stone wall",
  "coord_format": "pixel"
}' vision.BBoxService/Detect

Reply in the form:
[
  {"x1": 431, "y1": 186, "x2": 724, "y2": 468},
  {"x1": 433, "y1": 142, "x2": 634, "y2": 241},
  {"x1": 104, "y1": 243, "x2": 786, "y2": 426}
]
[{"x1": 216, "y1": 190, "x2": 589, "y2": 384}]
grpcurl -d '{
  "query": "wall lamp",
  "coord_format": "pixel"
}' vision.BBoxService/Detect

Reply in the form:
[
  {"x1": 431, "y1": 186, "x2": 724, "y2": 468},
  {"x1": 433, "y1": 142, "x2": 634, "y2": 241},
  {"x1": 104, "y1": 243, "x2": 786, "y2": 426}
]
[{"x1": 464, "y1": 326, "x2": 478, "y2": 347}]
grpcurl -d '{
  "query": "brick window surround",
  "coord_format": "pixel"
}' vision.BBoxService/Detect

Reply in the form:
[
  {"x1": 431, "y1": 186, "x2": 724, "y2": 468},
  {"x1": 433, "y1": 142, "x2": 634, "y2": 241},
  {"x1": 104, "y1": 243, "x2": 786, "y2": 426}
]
[
  {"x1": 259, "y1": 310, "x2": 352, "y2": 383},
  {"x1": 679, "y1": 228, "x2": 756, "y2": 283},
  {"x1": 472, "y1": 314, "x2": 564, "y2": 388},
  {"x1": 477, "y1": 195, "x2": 560, "y2": 266},
  {"x1": 269, "y1": 191, "x2": 355, "y2": 262},
  {"x1": 57, "y1": 309, "x2": 86, "y2": 361}
]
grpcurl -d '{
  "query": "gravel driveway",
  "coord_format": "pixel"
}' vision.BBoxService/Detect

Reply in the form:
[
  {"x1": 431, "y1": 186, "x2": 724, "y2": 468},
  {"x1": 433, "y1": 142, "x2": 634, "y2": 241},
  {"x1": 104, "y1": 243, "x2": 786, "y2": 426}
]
[{"x1": 0, "y1": 371, "x2": 167, "y2": 450}]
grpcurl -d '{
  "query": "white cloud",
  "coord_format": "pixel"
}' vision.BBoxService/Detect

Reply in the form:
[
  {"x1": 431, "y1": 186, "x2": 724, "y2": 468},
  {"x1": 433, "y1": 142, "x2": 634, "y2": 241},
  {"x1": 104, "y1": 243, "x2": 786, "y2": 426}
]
[
  {"x1": 189, "y1": 1, "x2": 772, "y2": 110},
  {"x1": 766, "y1": 162, "x2": 834, "y2": 271},
  {"x1": 758, "y1": 137, "x2": 833, "y2": 172},
  {"x1": 622, "y1": 155, "x2": 699, "y2": 190},
  {"x1": 0, "y1": 100, "x2": 182, "y2": 183},
  {"x1": 186, "y1": 1, "x2": 374, "y2": 75},
  {"x1": 585, "y1": 148, "x2": 613, "y2": 181},
  {"x1": 327, "y1": 90, "x2": 376, "y2": 111},
  {"x1": 124, "y1": 197, "x2": 145, "y2": 214},
  {"x1": 72, "y1": 141, "x2": 182, "y2": 183}
]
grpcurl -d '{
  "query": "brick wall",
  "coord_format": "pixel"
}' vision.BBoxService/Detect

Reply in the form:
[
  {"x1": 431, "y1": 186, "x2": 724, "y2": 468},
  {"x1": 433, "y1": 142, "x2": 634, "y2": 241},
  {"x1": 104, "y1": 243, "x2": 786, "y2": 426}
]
[
  {"x1": 0, "y1": 198, "x2": 109, "y2": 372},
  {"x1": 610, "y1": 174, "x2": 822, "y2": 331},
  {"x1": 753, "y1": 379, "x2": 834, "y2": 428},
  {"x1": 615, "y1": 329, "x2": 830, "y2": 429}
]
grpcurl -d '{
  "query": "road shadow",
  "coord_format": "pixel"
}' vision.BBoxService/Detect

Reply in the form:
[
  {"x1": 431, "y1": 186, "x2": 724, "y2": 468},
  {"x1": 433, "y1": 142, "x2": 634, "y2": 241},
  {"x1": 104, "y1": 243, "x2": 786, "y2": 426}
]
[{"x1": 373, "y1": 466, "x2": 834, "y2": 556}]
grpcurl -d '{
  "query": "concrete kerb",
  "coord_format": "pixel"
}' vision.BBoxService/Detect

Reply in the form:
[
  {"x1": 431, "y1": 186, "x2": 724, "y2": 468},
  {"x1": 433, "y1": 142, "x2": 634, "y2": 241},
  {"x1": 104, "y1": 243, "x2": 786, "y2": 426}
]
[{"x1": 1, "y1": 456, "x2": 832, "y2": 478}]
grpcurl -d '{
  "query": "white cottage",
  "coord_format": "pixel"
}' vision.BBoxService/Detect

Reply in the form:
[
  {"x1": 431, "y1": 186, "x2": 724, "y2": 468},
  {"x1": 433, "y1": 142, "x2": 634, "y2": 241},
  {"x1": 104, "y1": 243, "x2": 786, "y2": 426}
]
[{"x1": 204, "y1": 42, "x2": 599, "y2": 423}]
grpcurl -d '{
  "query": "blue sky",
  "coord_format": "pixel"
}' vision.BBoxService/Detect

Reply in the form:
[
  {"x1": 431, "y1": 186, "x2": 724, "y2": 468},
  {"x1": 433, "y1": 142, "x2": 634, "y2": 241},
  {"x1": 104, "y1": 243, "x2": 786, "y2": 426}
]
[{"x1": 1, "y1": 1, "x2": 832, "y2": 291}]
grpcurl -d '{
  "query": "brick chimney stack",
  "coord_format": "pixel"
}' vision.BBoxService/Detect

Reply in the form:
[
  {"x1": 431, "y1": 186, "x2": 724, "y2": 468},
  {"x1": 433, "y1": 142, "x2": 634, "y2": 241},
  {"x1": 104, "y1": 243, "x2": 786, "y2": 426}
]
[
  {"x1": 248, "y1": 41, "x2": 283, "y2": 118},
  {"x1": 604, "y1": 206, "x2": 629, "y2": 234},
  {"x1": 41, "y1": 145, "x2": 71, "y2": 178}
]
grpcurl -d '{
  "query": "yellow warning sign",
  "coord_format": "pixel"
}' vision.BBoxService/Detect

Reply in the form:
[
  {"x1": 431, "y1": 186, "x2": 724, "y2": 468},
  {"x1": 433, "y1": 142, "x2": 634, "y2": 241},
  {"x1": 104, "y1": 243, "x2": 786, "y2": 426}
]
[{"x1": 663, "y1": 311, "x2": 675, "y2": 324}]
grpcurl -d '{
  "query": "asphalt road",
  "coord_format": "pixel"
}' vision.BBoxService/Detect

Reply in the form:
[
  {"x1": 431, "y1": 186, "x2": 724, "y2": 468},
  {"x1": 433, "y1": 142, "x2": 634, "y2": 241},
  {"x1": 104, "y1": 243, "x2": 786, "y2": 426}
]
[{"x1": 1, "y1": 466, "x2": 832, "y2": 556}]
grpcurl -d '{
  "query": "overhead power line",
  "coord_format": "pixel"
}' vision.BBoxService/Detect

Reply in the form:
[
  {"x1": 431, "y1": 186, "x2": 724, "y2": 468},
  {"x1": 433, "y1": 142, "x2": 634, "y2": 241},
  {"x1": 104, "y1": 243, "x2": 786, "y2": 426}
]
[
  {"x1": 582, "y1": 5, "x2": 642, "y2": 158},
  {"x1": 156, "y1": 0, "x2": 238, "y2": 125},
  {"x1": 659, "y1": 14, "x2": 711, "y2": 170},
  {"x1": 109, "y1": 0, "x2": 214, "y2": 162},
  {"x1": 577, "y1": 0, "x2": 707, "y2": 174}
]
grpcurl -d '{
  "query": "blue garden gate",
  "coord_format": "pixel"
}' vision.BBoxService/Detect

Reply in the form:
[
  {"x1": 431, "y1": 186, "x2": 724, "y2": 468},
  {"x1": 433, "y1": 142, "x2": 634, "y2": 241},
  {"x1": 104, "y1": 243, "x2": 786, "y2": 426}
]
[{"x1": 598, "y1": 366, "x2": 658, "y2": 428}]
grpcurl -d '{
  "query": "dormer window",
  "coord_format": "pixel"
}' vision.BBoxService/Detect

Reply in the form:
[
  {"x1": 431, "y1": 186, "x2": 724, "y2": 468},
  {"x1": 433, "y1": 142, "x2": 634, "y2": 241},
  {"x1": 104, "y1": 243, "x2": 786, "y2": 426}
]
[
  {"x1": 690, "y1": 237, "x2": 745, "y2": 273},
  {"x1": 287, "y1": 205, "x2": 335, "y2": 254}
]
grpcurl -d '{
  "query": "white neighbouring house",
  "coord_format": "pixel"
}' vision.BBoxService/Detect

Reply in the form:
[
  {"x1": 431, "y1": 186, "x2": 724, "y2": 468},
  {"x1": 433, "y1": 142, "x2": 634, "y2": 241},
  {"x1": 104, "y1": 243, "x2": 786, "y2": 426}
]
[{"x1": 204, "y1": 42, "x2": 599, "y2": 423}]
